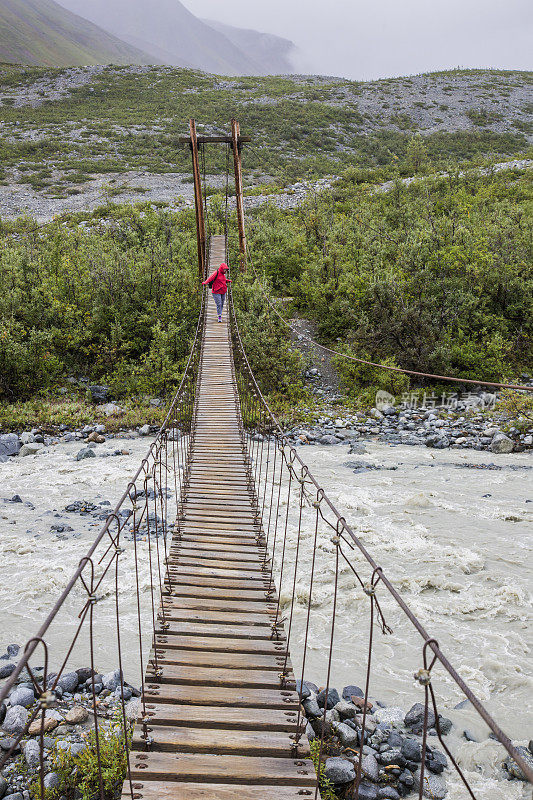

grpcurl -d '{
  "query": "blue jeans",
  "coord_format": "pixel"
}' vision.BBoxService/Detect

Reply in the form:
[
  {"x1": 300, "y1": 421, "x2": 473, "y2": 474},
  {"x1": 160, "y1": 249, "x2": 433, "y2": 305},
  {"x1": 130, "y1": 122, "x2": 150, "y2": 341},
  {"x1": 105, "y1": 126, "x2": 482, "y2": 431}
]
[{"x1": 213, "y1": 293, "x2": 225, "y2": 317}]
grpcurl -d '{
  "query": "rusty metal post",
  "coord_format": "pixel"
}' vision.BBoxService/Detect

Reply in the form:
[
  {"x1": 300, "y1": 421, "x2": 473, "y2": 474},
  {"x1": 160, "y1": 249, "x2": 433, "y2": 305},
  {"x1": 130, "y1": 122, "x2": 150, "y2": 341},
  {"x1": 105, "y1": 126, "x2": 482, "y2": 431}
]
[
  {"x1": 231, "y1": 119, "x2": 247, "y2": 272},
  {"x1": 189, "y1": 119, "x2": 207, "y2": 279}
]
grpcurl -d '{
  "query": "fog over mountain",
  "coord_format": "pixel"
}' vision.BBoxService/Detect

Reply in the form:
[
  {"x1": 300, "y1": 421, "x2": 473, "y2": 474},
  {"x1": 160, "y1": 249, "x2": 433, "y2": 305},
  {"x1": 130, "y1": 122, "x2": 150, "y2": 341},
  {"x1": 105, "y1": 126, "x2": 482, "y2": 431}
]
[
  {"x1": 56, "y1": 0, "x2": 296, "y2": 74},
  {"x1": 0, "y1": 0, "x2": 154, "y2": 67}
]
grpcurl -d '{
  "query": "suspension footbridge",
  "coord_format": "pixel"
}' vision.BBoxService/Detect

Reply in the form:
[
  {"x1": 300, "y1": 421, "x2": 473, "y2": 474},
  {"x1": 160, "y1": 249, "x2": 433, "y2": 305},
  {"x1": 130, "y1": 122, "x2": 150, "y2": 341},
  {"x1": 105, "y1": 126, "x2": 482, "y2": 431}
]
[{"x1": 0, "y1": 122, "x2": 531, "y2": 800}]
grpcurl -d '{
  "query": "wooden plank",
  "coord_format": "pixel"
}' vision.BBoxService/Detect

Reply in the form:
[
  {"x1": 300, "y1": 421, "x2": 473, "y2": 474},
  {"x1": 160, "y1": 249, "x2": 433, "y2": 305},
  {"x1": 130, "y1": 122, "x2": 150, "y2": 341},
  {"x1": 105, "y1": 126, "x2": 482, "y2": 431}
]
[
  {"x1": 142, "y1": 684, "x2": 299, "y2": 709},
  {"x1": 149, "y1": 664, "x2": 289, "y2": 689},
  {"x1": 136, "y1": 703, "x2": 301, "y2": 731},
  {"x1": 161, "y1": 609, "x2": 273, "y2": 627},
  {"x1": 127, "y1": 752, "x2": 315, "y2": 785},
  {"x1": 164, "y1": 597, "x2": 276, "y2": 614},
  {"x1": 122, "y1": 783, "x2": 313, "y2": 800},
  {"x1": 131, "y1": 725, "x2": 307, "y2": 757},
  {"x1": 154, "y1": 649, "x2": 286, "y2": 671},
  {"x1": 154, "y1": 622, "x2": 277, "y2": 640}
]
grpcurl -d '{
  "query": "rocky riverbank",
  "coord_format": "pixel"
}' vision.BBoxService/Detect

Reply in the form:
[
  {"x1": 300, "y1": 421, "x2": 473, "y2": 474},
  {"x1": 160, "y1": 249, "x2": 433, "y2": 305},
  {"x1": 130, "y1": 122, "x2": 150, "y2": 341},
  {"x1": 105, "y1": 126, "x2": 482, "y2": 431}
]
[
  {"x1": 0, "y1": 644, "x2": 139, "y2": 800},
  {"x1": 299, "y1": 680, "x2": 533, "y2": 798},
  {"x1": 281, "y1": 398, "x2": 533, "y2": 454}
]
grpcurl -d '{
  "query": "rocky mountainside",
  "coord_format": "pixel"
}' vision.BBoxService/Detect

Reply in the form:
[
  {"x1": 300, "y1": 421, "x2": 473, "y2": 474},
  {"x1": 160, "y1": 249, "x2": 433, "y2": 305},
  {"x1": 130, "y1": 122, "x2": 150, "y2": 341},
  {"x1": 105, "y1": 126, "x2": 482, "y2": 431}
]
[
  {"x1": 0, "y1": 0, "x2": 154, "y2": 67},
  {"x1": 56, "y1": 0, "x2": 296, "y2": 75}
]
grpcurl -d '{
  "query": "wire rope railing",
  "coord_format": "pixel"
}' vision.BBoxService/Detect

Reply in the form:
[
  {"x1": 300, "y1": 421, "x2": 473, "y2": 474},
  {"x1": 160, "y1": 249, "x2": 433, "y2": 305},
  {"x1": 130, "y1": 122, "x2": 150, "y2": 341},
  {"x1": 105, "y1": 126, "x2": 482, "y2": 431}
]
[
  {"x1": 227, "y1": 282, "x2": 533, "y2": 794},
  {"x1": 0, "y1": 289, "x2": 207, "y2": 799}
]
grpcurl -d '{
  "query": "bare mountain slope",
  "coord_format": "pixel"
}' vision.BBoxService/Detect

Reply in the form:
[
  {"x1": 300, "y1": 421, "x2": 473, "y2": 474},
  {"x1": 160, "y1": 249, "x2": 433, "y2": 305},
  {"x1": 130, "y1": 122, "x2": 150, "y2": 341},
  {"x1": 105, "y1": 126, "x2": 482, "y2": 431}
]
[
  {"x1": 0, "y1": 0, "x2": 154, "y2": 66},
  {"x1": 56, "y1": 0, "x2": 295, "y2": 75}
]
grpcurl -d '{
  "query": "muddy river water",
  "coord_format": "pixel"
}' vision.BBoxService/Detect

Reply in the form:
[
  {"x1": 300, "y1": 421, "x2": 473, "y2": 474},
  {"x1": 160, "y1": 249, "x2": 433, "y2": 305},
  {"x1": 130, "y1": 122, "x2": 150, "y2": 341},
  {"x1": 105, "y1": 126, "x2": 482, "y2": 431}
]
[{"x1": 0, "y1": 438, "x2": 531, "y2": 797}]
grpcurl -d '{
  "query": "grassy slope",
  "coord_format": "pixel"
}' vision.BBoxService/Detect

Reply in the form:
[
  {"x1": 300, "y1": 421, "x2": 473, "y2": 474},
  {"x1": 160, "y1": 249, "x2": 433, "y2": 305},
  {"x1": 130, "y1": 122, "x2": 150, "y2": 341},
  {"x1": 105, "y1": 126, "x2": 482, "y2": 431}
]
[
  {"x1": 0, "y1": 0, "x2": 153, "y2": 66},
  {"x1": 0, "y1": 65, "x2": 531, "y2": 193}
]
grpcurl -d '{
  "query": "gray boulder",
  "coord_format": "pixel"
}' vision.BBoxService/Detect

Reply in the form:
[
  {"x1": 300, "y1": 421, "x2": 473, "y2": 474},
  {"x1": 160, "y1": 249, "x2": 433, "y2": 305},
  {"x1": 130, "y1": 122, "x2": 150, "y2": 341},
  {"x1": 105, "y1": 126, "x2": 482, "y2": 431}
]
[
  {"x1": 378, "y1": 788, "x2": 400, "y2": 800},
  {"x1": 334, "y1": 699, "x2": 357, "y2": 719},
  {"x1": 0, "y1": 664, "x2": 16, "y2": 680},
  {"x1": 404, "y1": 702, "x2": 435, "y2": 732},
  {"x1": 2, "y1": 705, "x2": 28, "y2": 735},
  {"x1": 415, "y1": 768, "x2": 448, "y2": 799},
  {"x1": 504, "y1": 745, "x2": 533, "y2": 780},
  {"x1": 358, "y1": 783, "x2": 379, "y2": 800},
  {"x1": 89, "y1": 385, "x2": 110, "y2": 403},
  {"x1": 425, "y1": 435, "x2": 450, "y2": 449},
  {"x1": 102, "y1": 669, "x2": 122, "y2": 692},
  {"x1": 342, "y1": 684, "x2": 364, "y2": 700},
  {"x1": 76, "y1": 447, "x2": 96, "y2": 461},
  {"x1": 317, "y1": 687, "x2": 340, "y2": 709},
  {"x1": 19, "y1": 443, "x2": 43, "y2": 457},
  {"x1": 0, "y1": 434, "x2": 20, "y2": 458},
  {"x1": 19, "y1": 433, "x2": 35, "y2": 445},
  {"x1": 319, "y1": 435, "x2": 341, "y2": 445},
  {"x1": 361, "y1": 753, "x2": 379, "y2": 781},
  {"x1": 302, "y1": 696, "x2": 321, "y2": 718},
  {"x1": 0, "y1": 776, "x2": 7, "y2": 798},
  {"x1": 43, "y1": 772, "x2": 60, "y2": 790},
  {"x1": 57, "y1": 672, "x2": 78, "y2": 692},
  {"x1": 139, "y1": 425, "x2": 151, "y2": 436},
  {"x1": 23, "y1": 739, "x2": 41, "y2": 769},
  {"x1": 333, "y1": 721, "x2": 359, "y2": 748},
  {"x1": 490, "y1": 433, "x2": 514, "y2": 454},
  {"x1": 401, "y1": 737, "x2": 421, "y2": 762},
  {"x1": 8, "y1": 687, "x2": 34, "y2": 709},
  {"x1": 324, "y1": 757, "x2": 356, "y2": 785}
]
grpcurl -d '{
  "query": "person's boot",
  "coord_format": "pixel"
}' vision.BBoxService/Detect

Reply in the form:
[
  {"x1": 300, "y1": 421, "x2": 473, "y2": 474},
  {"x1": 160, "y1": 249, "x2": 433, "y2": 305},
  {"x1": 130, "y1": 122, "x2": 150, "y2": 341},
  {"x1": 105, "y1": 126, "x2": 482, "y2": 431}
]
[{"x1": 218, "y1": 316, "x2": 222, "y2": 323}]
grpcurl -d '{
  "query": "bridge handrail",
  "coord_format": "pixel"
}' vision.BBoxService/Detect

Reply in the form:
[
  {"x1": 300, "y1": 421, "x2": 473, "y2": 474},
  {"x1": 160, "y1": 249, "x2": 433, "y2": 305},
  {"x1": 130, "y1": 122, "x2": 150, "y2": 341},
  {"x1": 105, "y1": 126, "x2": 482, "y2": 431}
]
[{"x1": 228, "y1": 283, "x2": 533, "y2": 786}]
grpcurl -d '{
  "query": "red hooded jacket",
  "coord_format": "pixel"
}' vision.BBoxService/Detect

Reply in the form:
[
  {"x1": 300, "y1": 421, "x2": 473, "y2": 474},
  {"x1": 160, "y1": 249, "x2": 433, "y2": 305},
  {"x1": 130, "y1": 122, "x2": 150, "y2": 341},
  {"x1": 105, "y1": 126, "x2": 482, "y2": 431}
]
[{"x1": 202, "y1": 264, "x2": 231, "y2": 295}]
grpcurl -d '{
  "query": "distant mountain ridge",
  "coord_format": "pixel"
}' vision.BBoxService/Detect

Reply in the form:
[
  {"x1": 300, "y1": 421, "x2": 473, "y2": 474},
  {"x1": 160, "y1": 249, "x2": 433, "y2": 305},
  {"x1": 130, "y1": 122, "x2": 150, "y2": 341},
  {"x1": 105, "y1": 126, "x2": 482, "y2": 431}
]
[
  {"x1": 0, "y1": 0, "x2": 154, "y2": 67},
  {"x1": 56, "y1": 0, "x2": 296, "y2": 74}
]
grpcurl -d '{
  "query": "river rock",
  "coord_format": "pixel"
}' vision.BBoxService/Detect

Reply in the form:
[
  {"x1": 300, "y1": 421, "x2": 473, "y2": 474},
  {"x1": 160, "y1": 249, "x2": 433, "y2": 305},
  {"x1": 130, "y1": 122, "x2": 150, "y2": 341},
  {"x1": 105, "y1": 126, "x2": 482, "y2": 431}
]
[
  {"x1": 426, "y1": 748, "x2": 447, "y2": 774},
  {"x1": 0, "y1": 435, "x2": 20, "y2": 458},
  {"x1": 65, "y1": 705, "x2": 89, "y2": 725},
  {"x1": 334, "y1": 721, "x2": 359, "y2": 748},
  {"x1": 87, "y1": 432, "x2": 105, "y2": 444},
  {"x1": 0, "y1": 663, "x2": 16, "y2": 679},
  {"x1": 504, "y1": 745, "x2": 533, "y2": 780},
  {"x1": 139, "y1": 424, "x2": 151, "y2": 436},
  {"x1": 57, "y1": 672, "x2": 78, "y2": 692},
  {"x1": 19, "y1": 443, "x2": 43, "y2": 457},
  {"x1": 0, "y1": 776, "x2": 6, "y2": 798},
  {"x1": 361, "y1": 753, "x2": 379, "y2": 781},
  {"x1": 89, "y1": 385, "x2": 110, "y2": 403},
  {"x1": 334, "y1": 699, "x2": 357, "y2": 719},
  {"x1": 317, "y1": 687, "x2": 340, "y2": 709},
  {"x1": 76, "y1": 447, "x2": 96, "y2": 461},
  {"x1": 102, "y1": 669, "x2": 122, "y2": 691},
  {"x1": 415, "y1": 768, "x2": 447, "y2": 798},
  {"x1": 295, "y1": 680, "x2": 311, "y2": 700},
  {"x1": 378, "y1": 789, "x2": 400, "y2": 800},
  {"x1": 8, "y1": 687, "x2": 34, "y2": 709},
  {"x1": 324, "y1": 756, "x2": 356, "y2": 784},
  {"x1": 374, "y1": 706, "x2": 404, "y2": 725},
  {"x1": 303, "y1": 696, "x2": 321, "y2": 718},
  {"x1": 43, "y1": 772, "x2": 60, "y2": 789},
  {"x1": 23, "y1": 739, "x2": 40, "y2": 769},
  {"x1": 425, "y1": 435, "x2": 450, "y2": 449},
  {"x1": 401, "y1": 737, "x2": 421, "y2": 762},
  {"x1": 342, "y1": 684, "x2": 364, "y2": 700},
  {"x1": 404, "y1": 703, "x2": 435, "y2": 733},
  {"x1": 2, "y1": 705, "x2": 28, "y2": 735},
  {"x1": 28, "y1": 717, "x2": 58, "y2": 734},
  {"x1": 319, "y1": 435, "x2": 341, "y2": 445},
  {"x1": 490, "y1": 433, "x2": 514, "y2": 454},
  {"x1": 358, "y1": 783, "x2": 379, "y2": 800}
]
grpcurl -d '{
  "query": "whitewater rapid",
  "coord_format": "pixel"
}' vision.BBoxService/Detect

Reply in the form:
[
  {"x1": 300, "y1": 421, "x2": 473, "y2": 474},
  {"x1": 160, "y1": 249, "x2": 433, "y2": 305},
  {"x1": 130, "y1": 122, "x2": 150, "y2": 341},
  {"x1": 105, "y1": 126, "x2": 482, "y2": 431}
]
[{"x1": 0, "y1": 437, "x2": 531, "y2": 796}]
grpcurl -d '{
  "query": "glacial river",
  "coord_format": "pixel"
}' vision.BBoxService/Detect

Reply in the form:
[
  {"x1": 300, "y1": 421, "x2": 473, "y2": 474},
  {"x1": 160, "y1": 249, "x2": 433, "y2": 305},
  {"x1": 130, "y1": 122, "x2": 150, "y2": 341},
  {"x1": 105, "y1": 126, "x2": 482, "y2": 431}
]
[{"x1": 0, "y1": 438, "x2": 531, "y2": 797}]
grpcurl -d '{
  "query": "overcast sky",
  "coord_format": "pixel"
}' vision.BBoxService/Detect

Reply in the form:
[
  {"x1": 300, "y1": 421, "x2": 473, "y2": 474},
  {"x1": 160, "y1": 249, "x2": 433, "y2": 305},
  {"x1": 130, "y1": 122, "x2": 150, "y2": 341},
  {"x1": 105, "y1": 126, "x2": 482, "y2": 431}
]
[{"x1": 183, "y1": 0, "x2": 533, "y2": 79}]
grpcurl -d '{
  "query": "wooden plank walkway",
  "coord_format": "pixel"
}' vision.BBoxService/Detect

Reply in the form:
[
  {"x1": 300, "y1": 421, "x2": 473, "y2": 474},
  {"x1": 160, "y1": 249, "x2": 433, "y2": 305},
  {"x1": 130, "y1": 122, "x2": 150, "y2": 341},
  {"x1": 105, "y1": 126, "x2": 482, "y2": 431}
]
[{"x1": 123, "y1": 236, "x2": 315, "y2": 800}]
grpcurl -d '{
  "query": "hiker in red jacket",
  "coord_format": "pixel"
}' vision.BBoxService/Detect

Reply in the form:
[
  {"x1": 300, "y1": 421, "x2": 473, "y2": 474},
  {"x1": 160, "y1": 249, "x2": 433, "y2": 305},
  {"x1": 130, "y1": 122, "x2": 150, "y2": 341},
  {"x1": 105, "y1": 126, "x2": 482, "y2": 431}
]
[{"x1": 202, "y1": 263, "x2": 232, "y2": 322}]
